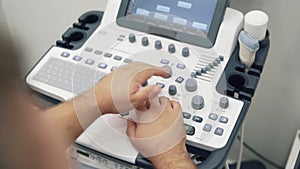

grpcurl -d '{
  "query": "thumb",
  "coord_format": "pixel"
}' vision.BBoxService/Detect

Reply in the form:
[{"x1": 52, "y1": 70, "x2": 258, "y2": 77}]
[{"x1": 126, "y1": 119, "x2": 137, "y2": 138}]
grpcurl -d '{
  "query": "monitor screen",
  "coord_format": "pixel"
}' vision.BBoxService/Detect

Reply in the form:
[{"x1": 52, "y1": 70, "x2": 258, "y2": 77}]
[
  {"x1": 296, "y1": 151, "x2": 300, "y2": 169},
  {"x1": 127, "y1": 0, "x2": 217, "y2": 33},
  {"x1": 117, "y1": 0, "x2": 228, "y2": 48}
]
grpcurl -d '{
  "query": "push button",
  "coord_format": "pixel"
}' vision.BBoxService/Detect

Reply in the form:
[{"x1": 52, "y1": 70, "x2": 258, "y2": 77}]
[
  {"x1": 124, "y1": 58, "x2": 133, "y2": 63},
  {"x1": 85, "y1": 59, "x2": 95, "y2": 65},
  {"x1": 85, "y1": 47, "x2": 93, "y2": 52},
  {"x1": 209, "y1": 113, "x2": 218, "y2": 121},
  {"x1": 184, "y1": 124, "x2": 195, "y2": 136},
  {"x1": 203, "y1": 124, "x2": 212, "y2": 132},
  {"x1": 176, "y1": 63, "x2": 186, "y2": 69},
  {"x1": 73, "y1": 56, "x2": 82, "y2": 61},
  {"x1": 175, "y1": 77, "x2": 184, "y2": 83},
  {"x1": 61, "y1": 52, "x2": 70, "y2": 58},
  {"x1": 156, "y1": 82, "x2": 165, "y2": 88},
  {"x1": 98, "y1": 63, "x2": 108, "y2": 69},
  {"x1": 160, "y1": 59, "x2": 170, "y2": 65},
  {"x1": 183, "y1": 112, "x2": 191, "y2": 119},
  {"x1": 214, "y1": 127, "x2": 224, "y2": 136},
  {"x1": 104, "y1": 53, "x2": 113, "y2": 58},
  {"x1": 219, "y1": 116, "x2": 229, "y2": 124},
  {"x1": 162, "y1": 65, "x2": 172, "y2": 78},
  {"x1": 192, "y1": 116, "x2": 203, "y2": 123},
  {"x1": 113, "y1": 55, "x2": 123, "y2": 61},
  {"x1": 94, "y1": 50, "x2": 103, "y2": 55}
]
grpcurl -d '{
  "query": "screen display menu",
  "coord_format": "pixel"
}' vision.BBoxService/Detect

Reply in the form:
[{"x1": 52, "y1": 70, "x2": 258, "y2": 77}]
[{"x1": 126, "y1": 0, "x2": 218, "y2": 34}]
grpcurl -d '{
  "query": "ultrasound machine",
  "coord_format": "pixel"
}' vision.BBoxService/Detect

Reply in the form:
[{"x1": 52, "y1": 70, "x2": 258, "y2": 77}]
[{"x1": 26, "y1": 0, "x2": 270, "y2": 168}]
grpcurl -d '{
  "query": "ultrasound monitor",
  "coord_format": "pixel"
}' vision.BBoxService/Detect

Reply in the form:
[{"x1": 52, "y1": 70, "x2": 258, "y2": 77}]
[{"x1": 117, "y1": 0, "x2": 228, "y2": 48}]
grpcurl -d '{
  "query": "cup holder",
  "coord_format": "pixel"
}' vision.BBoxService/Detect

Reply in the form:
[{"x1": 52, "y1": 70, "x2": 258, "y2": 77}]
[
  {"x1": 84, "y1": 14, "x2": 99, "y2": 24},
  {"x1": 69, "y1": 31, "x2": 85, "y2": 42},
  {"x1": 79, "y1": 14, "x2": 99, "y2": 24},
  {"x1": 62, "y1": 29, "x2": 86, "y2": 43},
  {"x1": 228, "y1": 74, "x2": 247, "y2": 90}
]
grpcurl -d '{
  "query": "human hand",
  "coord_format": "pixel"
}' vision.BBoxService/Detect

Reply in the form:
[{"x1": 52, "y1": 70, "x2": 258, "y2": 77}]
[
  {"x1": 95, "y1": 61, "x2": 169, "y2": 114},
  {"x1": 72, "y1": 61, "x2": 169, "y2": 130},
  {"x1": 126, "y1": 96, "x2": 196, "y2": 169}
]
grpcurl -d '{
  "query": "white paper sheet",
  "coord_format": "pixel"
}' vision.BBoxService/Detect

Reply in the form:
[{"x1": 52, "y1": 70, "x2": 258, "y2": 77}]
[{"x1": 75, "y1": 114, "x2": 139, "y2": 164}]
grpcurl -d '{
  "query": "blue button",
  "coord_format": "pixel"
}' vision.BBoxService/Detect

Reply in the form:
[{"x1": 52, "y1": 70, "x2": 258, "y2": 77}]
[
  {"x1": 192, "y1": 116, "x2": 203, "y2": 123},
  {"x1": 183, "y1": 112, "x2": 191, "y2": 119},
  {"x1": 175, "y1": 77, "x2": 184, "y2": 83},
  {"x1": 61, "y1": 52, "x2": 70, "y2": 58},
  {"x1": 114, "y1": 55, "x2": 123, "y2": 61},
  {"x1": 85, "y1": 59, "x2": 95, "y2": 65},
  {"x1": 124, "y1": 58, "x2": 133, "y2": 63},
  {"x1": 209, "y1": 113, "x2": 218, "y2": 120},
  {"x1": 219, "y1": 116, "x2": 229, "y2": 124},
  {"x1": 160, "y1": 59, "x2": 170, "y2": 64},
  {"x1": 73, "y1": 55, "x2": 82, "y2": 61},
  {"x1": 98, "y1": 63, "x2": 108, "y2": 69},
  {"x1": 104, "y1": 53, "x2": 113, "y2": 58},
  {"x1": 214, "y1": 127, "x2": 224, "y2": 136},
  {"x1": 176, "y1": 63, "x2": 186, "y2": 69},
  {"x1": 111, "y1": 66, "x2": 117, "y2": 71},
  {"x1": 156, "y1": 82, "x2": 165, "y2": 88}
]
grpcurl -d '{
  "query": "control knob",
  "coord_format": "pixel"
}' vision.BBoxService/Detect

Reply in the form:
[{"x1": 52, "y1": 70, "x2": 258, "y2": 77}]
[
  {"x1": 155, "y1": 40, "x2": 162, "y2": 49},
  {"x1": 182, "y1": 47, "x2": 190, "y2": 57},
  {"x1": 192, "y1": 95, "x2": 205, "y2": 110},
  {"x1": 185, "y1": 78, "x2": 197, "y2": 92},
  {"x1": 219, "y1": 97, "x2": 229, "y2": 109},
  {"x1": 168, "y1": 85, "x2": 177, "y2": 96},
  {"x1": 142, "y1": 37, "x2": 149, "y2": 46},
  {"x1": 129, "y1": 33, "x2": 136, "y2": 43},
  {"x1": 168, "y1": 44, "x2": 176, "y2": 53}
]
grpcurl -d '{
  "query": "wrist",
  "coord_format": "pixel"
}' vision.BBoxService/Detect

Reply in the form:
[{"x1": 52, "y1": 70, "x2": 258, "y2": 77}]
[{"x1": 149, "y1": 142, "x2": 194, "y2": 169}]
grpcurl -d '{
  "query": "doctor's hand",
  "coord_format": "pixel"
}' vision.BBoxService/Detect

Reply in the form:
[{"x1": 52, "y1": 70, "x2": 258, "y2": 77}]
[
  {"x1": 95, "y1": 62, "x2": 169, "y2": 114},
  {"x1": 126, "y1": 97, "x2": 197, "y2": 169}
]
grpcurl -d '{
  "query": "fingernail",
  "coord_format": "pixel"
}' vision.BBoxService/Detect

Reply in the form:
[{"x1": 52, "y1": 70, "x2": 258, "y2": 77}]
[
  {"x1": 151, "y1": 88, "x2": 161, "y2": 97},
  {"x1": 163, "y1": 68, "x2": 171, "y2": 74}
]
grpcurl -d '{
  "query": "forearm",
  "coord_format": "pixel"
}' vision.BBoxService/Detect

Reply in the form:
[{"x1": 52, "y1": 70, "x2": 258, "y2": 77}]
[
  {"x1": 150, "y1": 146, "x2": 197, "y2": 169},
  {"x1": 44, "y1": 100, "x2": 84, "y2": 147},
  {"x1": 44, "y1": 89, "x2": 104, "y2": 148}
]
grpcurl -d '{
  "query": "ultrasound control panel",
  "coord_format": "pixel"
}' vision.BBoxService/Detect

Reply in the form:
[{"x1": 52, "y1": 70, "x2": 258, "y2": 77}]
[{"x1": 26, "y1": 0, "x2": 249, "y2": 163}]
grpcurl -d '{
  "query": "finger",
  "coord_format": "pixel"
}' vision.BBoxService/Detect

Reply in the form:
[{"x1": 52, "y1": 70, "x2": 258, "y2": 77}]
[
  {"x1": 133, "y1": 85, "x2": 161, "y2": 106},
  {"x1": 171, "y1": 101, "x2": 182, "y2": 113},
  {"x1": 126, "y1": 120, "x2": 137, "y2": 138},
  {"x1": 136, "y1": 67, "x2": 170, "y2": 83},
  {"x1": 159, "y1": 96, "x2": 171, "y2": 108}
]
